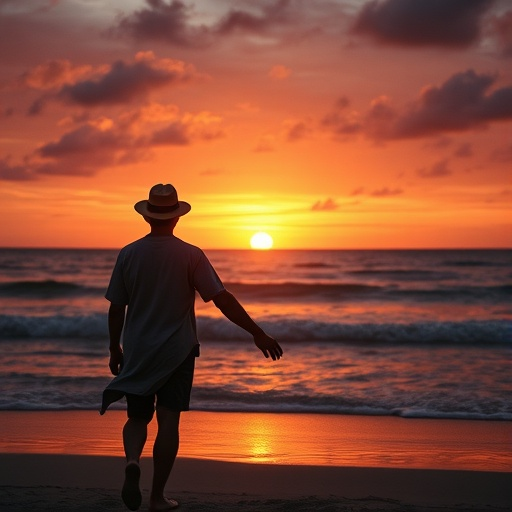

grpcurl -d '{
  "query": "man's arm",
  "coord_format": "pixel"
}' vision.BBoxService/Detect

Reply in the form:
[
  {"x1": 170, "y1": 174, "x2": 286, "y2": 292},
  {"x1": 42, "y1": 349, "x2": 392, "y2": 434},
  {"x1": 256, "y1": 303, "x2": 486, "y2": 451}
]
[
  {"x1": 108, "y1": 302, "x2": 126, "y2": 375},
  {"x1": 212, "y1": 290, "x2": 283, "y2": 360}
]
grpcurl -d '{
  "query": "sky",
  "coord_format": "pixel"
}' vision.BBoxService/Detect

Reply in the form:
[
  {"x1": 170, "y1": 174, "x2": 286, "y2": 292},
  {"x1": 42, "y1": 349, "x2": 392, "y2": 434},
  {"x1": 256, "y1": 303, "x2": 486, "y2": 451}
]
[{"x1": 1, "y1": 0, "x2": 511, "y2": 249}]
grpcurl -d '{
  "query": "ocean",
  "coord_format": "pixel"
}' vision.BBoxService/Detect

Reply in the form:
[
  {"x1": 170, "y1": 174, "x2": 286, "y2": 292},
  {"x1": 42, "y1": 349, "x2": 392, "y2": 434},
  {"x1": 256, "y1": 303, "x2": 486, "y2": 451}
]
[{"x1": 0, "y1": 247, "x2": 511, "y2": 420}]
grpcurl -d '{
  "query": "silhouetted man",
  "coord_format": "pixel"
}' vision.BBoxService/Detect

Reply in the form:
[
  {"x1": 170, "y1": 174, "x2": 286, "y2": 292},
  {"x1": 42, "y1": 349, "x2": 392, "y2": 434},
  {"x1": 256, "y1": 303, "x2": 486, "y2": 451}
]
[{"x1": 100, "y1": 183, "x2": 283, "y2": 511}]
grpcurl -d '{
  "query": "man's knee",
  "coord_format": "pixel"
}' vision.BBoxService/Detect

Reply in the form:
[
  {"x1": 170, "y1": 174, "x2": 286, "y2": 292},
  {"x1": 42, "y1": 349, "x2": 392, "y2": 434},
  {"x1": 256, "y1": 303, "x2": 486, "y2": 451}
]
[{"x1": 155, "y1": 405, "x2": 181, "y2": 426}]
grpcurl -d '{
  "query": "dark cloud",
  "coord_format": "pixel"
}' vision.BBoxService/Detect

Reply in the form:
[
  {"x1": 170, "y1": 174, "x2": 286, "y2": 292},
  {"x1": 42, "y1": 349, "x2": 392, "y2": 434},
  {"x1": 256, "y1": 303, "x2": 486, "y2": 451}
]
[
  {"x1": 150, "y1": 122, "x2": 190, "y2": 145},
  {"x1": 1, "y1": 102, "x2": 225, "y2": 180},
  {"x1": 285, "y1": 120, "x2": 310, "y2": 141},
  {"x1": 215, "y1": 0, "x2": 291, "y2": 35},
  {"x1": 417, "y1": 159, "x2": 452, "y2": 178},
  {"x1": 321, "y1": 101, "x2": 362, "y2": 138},
  {"x1": 353, "y1": 0, "x2": 492, "y2": 48},
  {"x1": 114, "y1": 0, "x2": 299, "y2": 46},
  {"x1": 115, "y1": 0, "x2": 209, "y2": 47},
  {"x1": 311, "y1": 198, "x2": 339, "y2": 211},
  {"x1": 27, "y1": 53, "x2": 200, "y2": 113},
  {"x1": 0, "y1": 158, "x2": 34, "y2": 181},
  {"x1": 58, "y1": 55, "x2": 196, "y2": 107},
  {"x1": 391, "y1": 70, "x2": 512, "y2": 138},
  {"x1": 38, "y1": 124, "x2": 130, "y2": 159},
  {"x1": 323, "y1": 69, "x2": 512, "y2": 141}
]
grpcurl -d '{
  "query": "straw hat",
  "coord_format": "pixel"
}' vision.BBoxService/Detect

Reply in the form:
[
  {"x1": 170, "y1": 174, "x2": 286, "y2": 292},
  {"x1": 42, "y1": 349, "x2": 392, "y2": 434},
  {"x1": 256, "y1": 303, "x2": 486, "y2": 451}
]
[{"x1": 134, "y1": 184, "x2": 191, "y2": 220}]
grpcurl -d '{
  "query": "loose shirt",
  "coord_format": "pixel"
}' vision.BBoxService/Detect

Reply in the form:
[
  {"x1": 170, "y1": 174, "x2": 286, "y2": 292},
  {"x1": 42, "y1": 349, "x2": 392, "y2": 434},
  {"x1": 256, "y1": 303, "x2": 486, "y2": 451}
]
[{"x1": 101, "y1": 235, "x2": 224, "y2": 413}]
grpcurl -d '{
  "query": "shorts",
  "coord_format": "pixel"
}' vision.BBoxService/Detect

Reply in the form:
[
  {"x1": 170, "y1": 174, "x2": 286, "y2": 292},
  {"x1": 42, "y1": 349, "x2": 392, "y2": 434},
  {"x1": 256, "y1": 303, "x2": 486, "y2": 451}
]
[{"x1": 126, "y1": 345, "x2": 199, "y2": 422}]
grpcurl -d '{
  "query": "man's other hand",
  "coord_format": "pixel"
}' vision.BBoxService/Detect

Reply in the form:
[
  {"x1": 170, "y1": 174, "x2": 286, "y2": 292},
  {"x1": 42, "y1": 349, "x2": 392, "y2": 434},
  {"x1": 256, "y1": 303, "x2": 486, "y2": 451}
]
[
  {"x1": 109, "y1": 347, "x2": 124, "y2": 375},
  {"x1": 254, "y1": 332, "x2": 283, "y2": 361}
]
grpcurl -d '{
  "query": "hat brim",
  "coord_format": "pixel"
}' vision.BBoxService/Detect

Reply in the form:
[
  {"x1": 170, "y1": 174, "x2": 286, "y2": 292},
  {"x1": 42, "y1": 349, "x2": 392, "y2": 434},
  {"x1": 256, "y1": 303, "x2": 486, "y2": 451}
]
[{"x1": 134, "y1": 200, "x2": 191, "y2": 220}]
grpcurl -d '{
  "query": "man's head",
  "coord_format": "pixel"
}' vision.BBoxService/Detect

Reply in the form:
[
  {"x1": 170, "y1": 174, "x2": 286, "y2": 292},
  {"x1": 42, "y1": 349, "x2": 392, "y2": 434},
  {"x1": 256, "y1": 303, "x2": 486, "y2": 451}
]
[{"x1": 134, "y1": 184, "x2": 191, "y2": 220}]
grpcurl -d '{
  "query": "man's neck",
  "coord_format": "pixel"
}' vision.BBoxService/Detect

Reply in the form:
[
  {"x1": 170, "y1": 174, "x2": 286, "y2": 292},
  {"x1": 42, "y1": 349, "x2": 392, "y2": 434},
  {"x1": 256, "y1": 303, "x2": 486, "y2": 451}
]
[{"x1": 149, "y1": 226, "x2": 174, "y2": 236}]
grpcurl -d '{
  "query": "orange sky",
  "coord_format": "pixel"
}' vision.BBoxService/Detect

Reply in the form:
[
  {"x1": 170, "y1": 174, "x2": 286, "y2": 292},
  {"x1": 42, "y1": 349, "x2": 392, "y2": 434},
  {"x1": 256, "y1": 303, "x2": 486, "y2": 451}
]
[{"x1": 1, "y1": 0, "x2": 511, "y2": 249}]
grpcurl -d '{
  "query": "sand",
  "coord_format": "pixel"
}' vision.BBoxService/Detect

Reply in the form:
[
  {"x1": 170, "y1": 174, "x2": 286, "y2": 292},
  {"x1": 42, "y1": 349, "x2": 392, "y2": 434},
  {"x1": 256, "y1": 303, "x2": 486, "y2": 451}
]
[
  {"x1": 0, "y1": 411, "x2": 511, "y2": 511},
  {"x1": 1, "y1": 454, "x2": 511, "y2": 511}
]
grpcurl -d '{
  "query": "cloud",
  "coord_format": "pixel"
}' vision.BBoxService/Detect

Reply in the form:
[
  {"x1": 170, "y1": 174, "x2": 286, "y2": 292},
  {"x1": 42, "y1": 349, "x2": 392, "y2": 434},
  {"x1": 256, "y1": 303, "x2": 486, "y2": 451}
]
[
  {"x1": 0, "y1": 158, "x2": 34, "y2": 181},
  {"x1": 18, "y1": 59, "x2": 95, "y2": 90},
  {"x1": 114, "y1": 0, "x2": 210, "y2": 47},
  {"x1": 1, "y1": 103, "x2": 225, "y2": 180},
  {"x1": 370, "y1": 187, "x2": 403, "y2": 197},
  {"x1": 114, "y1": 0, "x2": 307, "y2": 47},
  {"x1": 215, "y1": 0, "x2": 291, "y2": 35},
  {"x1": 283, "y1": 119, "x2": 311, "y2": 141},
  {"x1": 311, "y1": 198, "x2": 339, "y2": 211},
  {"x1": 352, "y1": 0, "x2": 492, "y2": 48},
  {"x1": 29, "y1": 52, "x2": 202, "y2": 113},
  {"x1": 349, "y1": 187, "x2": 403, "y2": 197},
  {"x1": 323, "y1": 69, "x2": 512, "y2": 140},
  {"x1": 321, "y1": 98, "x2": 363, "y2": 138},
  {"x1": 391, "y1": 69, "x2": 512, "y2": 138},
  {"x1": 417, "y1": 159, "x2": 452, "y2": 178},
  {"x1": 150, "y1": 122, "x2": 190, "y2": 145}
]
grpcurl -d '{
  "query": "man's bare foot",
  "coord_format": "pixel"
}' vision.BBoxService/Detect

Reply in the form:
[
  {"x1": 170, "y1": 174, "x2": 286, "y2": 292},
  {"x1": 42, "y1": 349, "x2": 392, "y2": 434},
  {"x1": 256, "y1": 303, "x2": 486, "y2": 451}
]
[
  {"x1": 149, "y1": 497, "x2": 179, "y2": 511},
  {"x1": 121, "y1": 461, "x2": 142, "y2": 511}
]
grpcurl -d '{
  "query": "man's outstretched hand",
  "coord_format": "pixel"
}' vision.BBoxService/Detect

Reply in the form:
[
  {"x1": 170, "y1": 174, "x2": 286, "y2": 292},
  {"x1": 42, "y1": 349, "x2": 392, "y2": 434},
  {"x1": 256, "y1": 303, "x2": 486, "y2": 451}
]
[{"x1": 254, "y1": 332, "x2": 283, "y2": 360}]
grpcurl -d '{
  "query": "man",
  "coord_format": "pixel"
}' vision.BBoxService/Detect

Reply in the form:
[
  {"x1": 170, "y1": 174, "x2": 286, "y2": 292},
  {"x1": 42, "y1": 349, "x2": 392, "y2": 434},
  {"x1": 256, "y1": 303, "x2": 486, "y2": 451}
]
[{"x1": 100, "y1": 183, "x2": 283, "y2": 512}]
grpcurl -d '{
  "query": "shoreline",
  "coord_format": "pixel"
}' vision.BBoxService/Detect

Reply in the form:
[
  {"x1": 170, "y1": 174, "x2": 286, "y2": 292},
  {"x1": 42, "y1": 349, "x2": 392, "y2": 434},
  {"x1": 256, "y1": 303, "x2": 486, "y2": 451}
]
[
  {"x1": 1, "y1": 410, "x2": 511, "y2": 472},
  {"x1": 1, "y1": 411, "x2": 511, "y2": 510}
]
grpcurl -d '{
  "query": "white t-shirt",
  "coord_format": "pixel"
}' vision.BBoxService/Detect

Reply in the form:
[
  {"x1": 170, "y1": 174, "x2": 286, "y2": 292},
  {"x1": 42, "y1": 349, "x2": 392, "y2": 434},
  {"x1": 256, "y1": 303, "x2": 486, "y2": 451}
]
[{"x1": 102, "y1": 235, "x2": 225, "y2": 408}]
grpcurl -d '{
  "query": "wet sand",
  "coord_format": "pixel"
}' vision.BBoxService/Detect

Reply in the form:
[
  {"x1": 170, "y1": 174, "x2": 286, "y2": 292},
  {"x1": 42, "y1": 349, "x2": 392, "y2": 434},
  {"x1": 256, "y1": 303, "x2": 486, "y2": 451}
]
[{"x1": 0, "y1": 411, "x2": 510, "y2": 511}]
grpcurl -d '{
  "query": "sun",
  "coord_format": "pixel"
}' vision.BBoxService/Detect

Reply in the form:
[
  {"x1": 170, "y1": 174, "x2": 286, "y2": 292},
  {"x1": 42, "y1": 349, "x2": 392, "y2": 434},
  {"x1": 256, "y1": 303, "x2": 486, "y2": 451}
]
[{"x1": 250, "y1": 231, "x2": 274, "y2": 250}]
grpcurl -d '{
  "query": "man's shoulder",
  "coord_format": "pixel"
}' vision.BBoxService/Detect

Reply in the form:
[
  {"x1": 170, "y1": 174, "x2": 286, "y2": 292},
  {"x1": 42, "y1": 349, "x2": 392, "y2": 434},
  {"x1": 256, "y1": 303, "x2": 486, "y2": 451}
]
[
  {"x1": 172, "y1": 236, "x2": 202, "y2": 252},
  {"x1": 118, "y1": 237, "x2": 147, "y2": 253},
  {"x1": 119, "y1": 236, "x2": 205, "y2": 260}
]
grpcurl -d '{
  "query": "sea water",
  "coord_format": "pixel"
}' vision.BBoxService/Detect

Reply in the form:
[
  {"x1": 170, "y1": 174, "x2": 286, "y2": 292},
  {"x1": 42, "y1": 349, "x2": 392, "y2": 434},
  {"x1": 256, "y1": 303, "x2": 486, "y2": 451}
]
[{"x1": 0, "y1": 247, "x2": 510, "y2": 420}]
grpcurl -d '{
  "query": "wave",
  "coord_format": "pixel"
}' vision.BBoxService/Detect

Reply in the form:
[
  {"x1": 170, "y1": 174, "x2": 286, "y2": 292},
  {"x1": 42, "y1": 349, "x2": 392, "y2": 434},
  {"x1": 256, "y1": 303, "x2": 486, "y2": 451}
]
[
  {"x1": 347, "y1": 269, "x2": 458, "y2": 281},
  {"x1": 1, "y1": 378, "x2": 510, "y2": 420},
  {"x1": 0, "y1": 313, "x2": 509, "y2": 345},
  {"x1": 1, "y1": 279, "x2": 510, "y2": 304},
  {"x1": 0, "y1": 280, "x2": 102, "y2": 297}
]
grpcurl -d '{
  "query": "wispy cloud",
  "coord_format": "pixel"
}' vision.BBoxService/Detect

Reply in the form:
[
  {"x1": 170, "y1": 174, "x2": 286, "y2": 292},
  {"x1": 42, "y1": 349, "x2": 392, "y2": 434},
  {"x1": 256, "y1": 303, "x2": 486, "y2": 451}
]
[
  {"x1": 311, "y1": 198, "x2": 339, "y2": 211},
  {"x1": 417, "y1": 159, "x2": 452, "y2": 178}
]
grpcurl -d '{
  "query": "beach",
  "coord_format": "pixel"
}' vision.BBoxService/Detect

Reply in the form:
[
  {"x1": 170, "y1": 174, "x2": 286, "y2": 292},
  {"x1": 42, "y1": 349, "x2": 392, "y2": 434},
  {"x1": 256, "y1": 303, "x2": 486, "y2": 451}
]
[
  {"x1": 1, "y1": 248, "x2": 511, "y2": 510},
  {"x1": 1, "y1": 411, "x2": 511, "y2": 511},
  {"x1": 1, "y1": 454, "x2": 511, "y2": 511}
]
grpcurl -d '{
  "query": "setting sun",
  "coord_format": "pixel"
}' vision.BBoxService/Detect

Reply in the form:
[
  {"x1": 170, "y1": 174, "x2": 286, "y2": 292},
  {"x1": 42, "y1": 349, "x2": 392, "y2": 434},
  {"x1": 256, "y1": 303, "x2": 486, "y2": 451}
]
[{"x1": 250, "y1": 232, "x2": 274, "y2": 250}]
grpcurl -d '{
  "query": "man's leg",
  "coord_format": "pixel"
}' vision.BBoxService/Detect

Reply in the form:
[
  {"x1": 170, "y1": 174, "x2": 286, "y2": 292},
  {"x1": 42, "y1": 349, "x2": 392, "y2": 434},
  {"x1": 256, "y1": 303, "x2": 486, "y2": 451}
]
[
  {"x1": 121, "y1": 417, "x2": 150, "y2": 511},
  {"x1": 121, "y1": 393, "x2": 154, "y2": 512},
  {"x1": 149, "y1": 406, "x2": 181, "y2": 511},
  {"x1": 123, "y1": 417, "x2": 149, "y2": 463}
]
